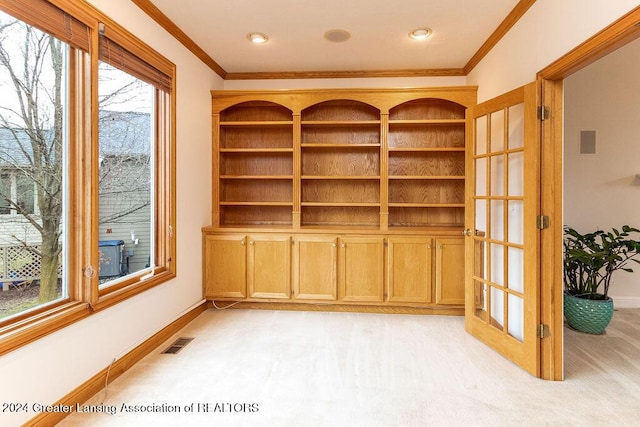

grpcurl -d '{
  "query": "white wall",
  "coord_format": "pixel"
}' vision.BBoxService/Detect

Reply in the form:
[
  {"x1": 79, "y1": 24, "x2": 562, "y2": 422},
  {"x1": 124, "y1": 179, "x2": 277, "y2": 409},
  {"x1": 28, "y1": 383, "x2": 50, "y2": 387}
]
[
  {"x1": 564, "y1": 38, "x2": 640, "y2": 306},
  {"x1": 468, "y1": 0, "x2": 639, "y2": 101},
  {"x1": 467, "y1": 0, "x2": 639, "y2": 308},
  {"x1": 0, "y1": 0, "x2": 221, "y2": 425}
]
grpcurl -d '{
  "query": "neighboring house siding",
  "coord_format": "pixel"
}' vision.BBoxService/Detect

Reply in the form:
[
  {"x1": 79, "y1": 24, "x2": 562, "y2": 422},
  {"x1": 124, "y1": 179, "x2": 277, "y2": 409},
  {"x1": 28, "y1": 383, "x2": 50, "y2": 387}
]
[
  {"x1": 0, "y1": 216, "x2": 41, "y2": 246},
  {"x1": 1, "y1": 110, "x2": 152, "y2": 280},
  {"x1": 98, "y1": 181, "x2": 152, "y2": 275}
]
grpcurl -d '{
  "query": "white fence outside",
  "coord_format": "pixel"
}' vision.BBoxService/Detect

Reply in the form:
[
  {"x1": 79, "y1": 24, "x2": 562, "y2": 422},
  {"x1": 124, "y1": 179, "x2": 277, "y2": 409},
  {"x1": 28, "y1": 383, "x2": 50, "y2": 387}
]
[{"x1": 0, "y1": 244, "x2": 62, "y2": 291}]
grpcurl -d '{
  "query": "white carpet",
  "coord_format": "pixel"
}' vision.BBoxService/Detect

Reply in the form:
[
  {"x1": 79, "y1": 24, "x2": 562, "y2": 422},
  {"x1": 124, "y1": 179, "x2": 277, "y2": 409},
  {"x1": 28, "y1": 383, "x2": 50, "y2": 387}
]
[{"x1": 59, "y1": 308, "x2": 640, "y2": 426}]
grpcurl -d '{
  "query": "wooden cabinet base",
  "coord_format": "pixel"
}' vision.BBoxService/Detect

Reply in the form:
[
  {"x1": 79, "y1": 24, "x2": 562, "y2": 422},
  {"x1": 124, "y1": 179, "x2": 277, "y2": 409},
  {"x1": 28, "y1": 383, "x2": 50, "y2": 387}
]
[
  {"x1": 208, "y1": 300, "x2": 464, "y2": 316},
  {"x1": 203, "y1": 229, "x2": 465, "y2": 315}
]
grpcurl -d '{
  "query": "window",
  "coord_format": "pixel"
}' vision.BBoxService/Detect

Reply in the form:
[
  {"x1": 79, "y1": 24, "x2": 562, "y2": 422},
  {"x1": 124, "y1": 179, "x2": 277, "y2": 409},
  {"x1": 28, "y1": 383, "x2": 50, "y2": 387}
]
[
  {"x1": 0, "y1": 172, "x2": 37, "y2": 216},
  {"x1": 92, "y1": 24, "x2": 175, "y2": 304},
  {"x1": 0, "y1": 0, "x2": 175, "y2": 354},
  {"x1": 0, "y1": 174, "x2": 9, "y2": 214},
  {"x1": 15, "y1": 172, "x2": 35, "y2": 214},
  {"x1": 98, "y1": 60, "x2": 155, "y2": 286},
  {"x1": 0, "y1": 9, "x2": 69, "y2": 319}
]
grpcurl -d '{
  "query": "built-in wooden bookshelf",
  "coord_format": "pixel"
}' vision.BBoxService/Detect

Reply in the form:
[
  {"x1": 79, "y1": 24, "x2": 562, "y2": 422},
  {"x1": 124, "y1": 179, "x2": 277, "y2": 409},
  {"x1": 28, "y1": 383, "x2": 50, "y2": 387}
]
[
  {"x1": 206, "y1": 87, "x2": 477, "y2": 313},
  {"x1": 211, "y1": 88, "x2": 476, "y2": 230}
]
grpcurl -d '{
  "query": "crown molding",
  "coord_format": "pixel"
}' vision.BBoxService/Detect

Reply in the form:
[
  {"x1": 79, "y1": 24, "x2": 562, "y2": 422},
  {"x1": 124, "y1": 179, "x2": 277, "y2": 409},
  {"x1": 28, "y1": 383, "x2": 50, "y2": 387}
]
[
  {"x1": 463, "y1": 0, "x2": 537, "y2": 75},
  {"x1": 130, "y1": 0, "x2": 227, "y2": 78}
]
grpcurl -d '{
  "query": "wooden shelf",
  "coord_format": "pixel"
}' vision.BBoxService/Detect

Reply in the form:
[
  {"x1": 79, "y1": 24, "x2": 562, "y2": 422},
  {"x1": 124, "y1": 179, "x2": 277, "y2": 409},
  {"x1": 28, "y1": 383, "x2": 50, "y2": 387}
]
[
  {"x1": 301, "y1": 176, "x2": 381, "y2": 180},
  {"x1": 301, "y1": 202, "x2": 380, "y2": 207},
  {"x1": 389, "y1": 175, "x2": 465, "y2": 180},
  {"x1": 220, "y1": 175, "x2": 293, "y2": 180},
  {"x1": 302, "y1": 120, "x2": 380, "y2": 126},
  {"x1": 220, "y1": 121, "x2": 294, "y2": 126},
  {"x1": 220, "y1": 201, "x2": 293, "y2": 207},
  {"x1": 221, "y1": 148, "x2": 294, "y2": 153},
  {"x1": 389, "y1": 147, "x2": 464, "y2": 152},
  {"x1": 390, "y1": 205, "x2": 465, "y2": 209},
  {"x1": 389, "y1": 119, "x2": 465, "y2": 125},
  {"x1": 301, "y1": 143, "x2": 380, "y2": 148}
]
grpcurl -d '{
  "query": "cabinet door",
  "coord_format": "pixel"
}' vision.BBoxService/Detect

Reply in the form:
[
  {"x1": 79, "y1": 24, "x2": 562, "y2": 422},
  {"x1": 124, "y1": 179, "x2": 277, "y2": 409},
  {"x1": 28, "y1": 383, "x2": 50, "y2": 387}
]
[
  {"x1": 248, "y1": 234, "x2": 291, "y2": 299},
  {"x1": 435, "y1": 238, "x2": 465, "y2": 305},
  {"x1": 294, "y1": 236, "x2": 338, "y2": 300},
  {"x1": 387, "y1": 237, "x2": 433, "y2": 303},
  {"x1": 203, "y1": 234, "x2": 247, "y2": 299},
  {"x1": 340, "y1": 236, "x2": 384, "y2": 302}
]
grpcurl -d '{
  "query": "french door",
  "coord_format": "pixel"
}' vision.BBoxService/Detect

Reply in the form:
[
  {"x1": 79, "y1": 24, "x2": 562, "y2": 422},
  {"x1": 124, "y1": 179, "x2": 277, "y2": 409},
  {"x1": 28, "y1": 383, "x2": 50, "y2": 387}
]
[{"x1": 464, "y1": 81, "x2": 541, "y2": 376}]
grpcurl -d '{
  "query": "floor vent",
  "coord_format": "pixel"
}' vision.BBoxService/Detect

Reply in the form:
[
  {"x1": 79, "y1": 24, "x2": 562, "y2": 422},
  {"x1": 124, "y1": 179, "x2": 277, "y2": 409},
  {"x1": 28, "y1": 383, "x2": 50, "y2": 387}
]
[{"x1": 161, "y1": 337, "x2": 194, "y2": 354}]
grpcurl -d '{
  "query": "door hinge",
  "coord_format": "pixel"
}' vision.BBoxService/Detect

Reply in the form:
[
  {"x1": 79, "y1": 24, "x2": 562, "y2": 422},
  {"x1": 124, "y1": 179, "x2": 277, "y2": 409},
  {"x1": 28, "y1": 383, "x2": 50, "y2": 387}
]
[
  {"x1": 537, "y1": 106, "x2": 550, "y2": 121},
  {"x1": 537, "y1": 324, "x2": 550, "y2": 339},
  {"x1": 537, "y1": 215, "x2": 550, "y2": 230}
]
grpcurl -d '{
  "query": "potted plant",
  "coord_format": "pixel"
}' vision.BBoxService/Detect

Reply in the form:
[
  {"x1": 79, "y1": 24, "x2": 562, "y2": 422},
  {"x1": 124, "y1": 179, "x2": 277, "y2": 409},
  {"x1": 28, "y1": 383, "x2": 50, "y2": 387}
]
[{"x1": 563, "y1": 225, "x2": 640, "y2": 334}]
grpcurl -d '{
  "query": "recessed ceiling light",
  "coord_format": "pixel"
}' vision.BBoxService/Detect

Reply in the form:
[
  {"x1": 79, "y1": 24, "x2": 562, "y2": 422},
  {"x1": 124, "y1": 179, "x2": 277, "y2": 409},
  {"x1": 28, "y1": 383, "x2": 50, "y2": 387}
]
[
  {"x1": 409, "y1": 28, "x2": 432, "y2": 40},
  {"x1": 247, "y1": 32, "x2": 269, "y2": 44},
  {"x1": 324, "y1": 29, "x2": 351, "y2": 43}
]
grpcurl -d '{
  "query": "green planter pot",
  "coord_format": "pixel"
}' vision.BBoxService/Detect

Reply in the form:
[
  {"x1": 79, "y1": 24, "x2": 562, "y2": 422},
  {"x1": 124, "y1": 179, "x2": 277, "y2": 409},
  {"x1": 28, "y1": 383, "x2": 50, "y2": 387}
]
[{"x1": 564, "y1": 293, "x2": 614, "y2": 334}]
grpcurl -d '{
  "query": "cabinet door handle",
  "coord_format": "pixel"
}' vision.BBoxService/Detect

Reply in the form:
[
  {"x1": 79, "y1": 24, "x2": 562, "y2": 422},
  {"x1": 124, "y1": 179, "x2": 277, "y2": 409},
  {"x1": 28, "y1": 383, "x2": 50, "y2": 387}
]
[
  {"x1": 332, "y1": 243, "x2": 337, "y2": 247},
  {"x1": 249, "y1": 240, "x2": 254, "y2": 246},
  {"x1": 341, "y1": 243, "x2": 346, "y2": 248},
  {"x1": 240, "y1": 240, "x2": 245, "y2": 246}
]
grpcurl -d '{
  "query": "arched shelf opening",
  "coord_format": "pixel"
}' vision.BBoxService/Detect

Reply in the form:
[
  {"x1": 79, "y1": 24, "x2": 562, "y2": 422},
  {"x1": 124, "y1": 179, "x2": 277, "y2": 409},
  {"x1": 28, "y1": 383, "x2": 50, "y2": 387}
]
[{"x1": 216, "y1": 101, "x2": 294, "y2": 227}]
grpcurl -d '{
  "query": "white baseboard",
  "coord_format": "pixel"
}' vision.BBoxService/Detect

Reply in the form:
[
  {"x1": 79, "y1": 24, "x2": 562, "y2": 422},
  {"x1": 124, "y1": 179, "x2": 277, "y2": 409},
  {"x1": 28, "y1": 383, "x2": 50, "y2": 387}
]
[{"x1": 612, "y1": 296, "x2": 640, "y2": 308}]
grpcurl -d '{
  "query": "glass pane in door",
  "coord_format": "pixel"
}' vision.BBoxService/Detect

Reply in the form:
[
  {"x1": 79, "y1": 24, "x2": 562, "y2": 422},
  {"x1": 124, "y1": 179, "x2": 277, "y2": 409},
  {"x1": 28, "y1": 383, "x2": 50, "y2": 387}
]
[
  {"x1": 475, "y1": 116, "x2": 487, "y2": 155},
  {"x1": 508, "y1": 152, "x2": 524, "y2": 196},
  {"x1": 474, "y1": 280, "x2": 487, "y2": 319},
  {"x1": 508, "y1": 201, "x2": 524, "y2": 244},
  {"x1": 475, "y1": 200, "x2": 487, "y2": 234},
  {"x1": 507, "y1": 247, "x2": 524, "y2": 294},
  {"x1": 491, "y1": 155, "x2": 505, "y2": 196},
  {"x1": 475, "y1": 158, "x2": 487, "y2": 196},
  {"x1": 508, "y1": 294, "x2": 524, "y2": 342},
  {"x1": 490, "y1": 200, "x2": 504, "y2": 241},
  {"x1": 490, "y1": 110, "x2": 505, "y2": 152},
  {"x1": 491, "y1": 287, "x2": 505, "y2": 332},
  {"x1": 490, "y1": 243, "x2": 504, "y2": 287},
  {"x1": 508, "y1": 104, "x2": 525, "y2": 149}
]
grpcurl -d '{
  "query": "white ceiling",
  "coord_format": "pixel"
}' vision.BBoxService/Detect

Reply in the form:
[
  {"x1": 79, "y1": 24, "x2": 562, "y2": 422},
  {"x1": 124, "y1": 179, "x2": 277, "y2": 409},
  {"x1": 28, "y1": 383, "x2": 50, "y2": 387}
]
[{"x1": 147, "y1": 0, "x2": 520, "y2": 74}]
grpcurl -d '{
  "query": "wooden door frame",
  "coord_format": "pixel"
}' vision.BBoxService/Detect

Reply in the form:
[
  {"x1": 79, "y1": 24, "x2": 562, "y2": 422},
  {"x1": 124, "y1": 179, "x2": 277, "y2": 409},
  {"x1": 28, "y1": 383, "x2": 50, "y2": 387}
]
[{"x1": 537, "y1": 6, "x2": 640, "y2": 380}]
